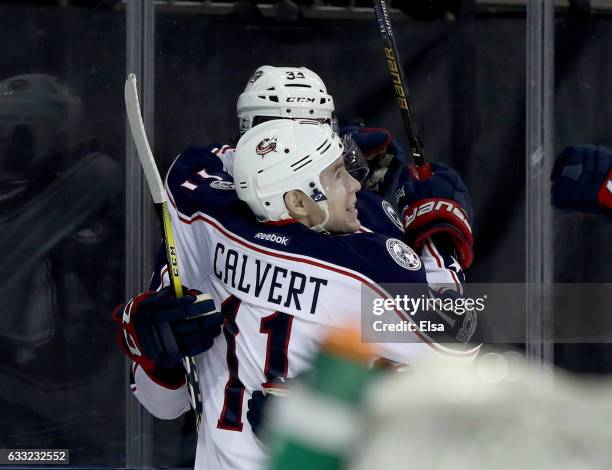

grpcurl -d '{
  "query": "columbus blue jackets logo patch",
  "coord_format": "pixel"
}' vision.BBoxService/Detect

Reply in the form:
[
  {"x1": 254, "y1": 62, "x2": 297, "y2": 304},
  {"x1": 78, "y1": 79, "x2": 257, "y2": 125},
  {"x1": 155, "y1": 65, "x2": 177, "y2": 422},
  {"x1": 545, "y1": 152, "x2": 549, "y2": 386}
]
[
  {"x1": 386, "y1": 239, "x2": 421, "y2": 271},
  {"x1": 382, "y1": 200, "x2": 403, "y2": 230},
  {"x1": 256, "y1": 137, "x2": 277, "y2": 156}
]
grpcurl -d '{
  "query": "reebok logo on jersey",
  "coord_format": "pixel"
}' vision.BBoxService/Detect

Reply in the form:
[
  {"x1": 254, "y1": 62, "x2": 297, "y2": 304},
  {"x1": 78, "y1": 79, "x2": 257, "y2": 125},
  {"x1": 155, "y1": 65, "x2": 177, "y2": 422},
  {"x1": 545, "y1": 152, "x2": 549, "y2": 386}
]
[{"x1": 254, "y1": 232, "x2": 289, "y2": 245}]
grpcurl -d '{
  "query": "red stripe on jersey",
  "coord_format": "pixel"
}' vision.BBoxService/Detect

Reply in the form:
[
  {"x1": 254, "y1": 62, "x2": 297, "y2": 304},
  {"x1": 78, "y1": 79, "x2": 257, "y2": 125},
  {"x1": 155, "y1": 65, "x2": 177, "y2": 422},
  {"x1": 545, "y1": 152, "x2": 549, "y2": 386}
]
[
  {"x1": 262, "y1": 218, "x2": 299, "y2": 226},
  {"x1": 449, "y1": 268, "x2": 462, "y2": 293},
  {"x1": 161, "y1": 265, "x2": 168, "y2": 282},
  {"x1": 425, "y1": 239, "x2": 443, "y2": 268},
  {"x1": 426, "y1": 240, "x2": 462, "y2": 293}
]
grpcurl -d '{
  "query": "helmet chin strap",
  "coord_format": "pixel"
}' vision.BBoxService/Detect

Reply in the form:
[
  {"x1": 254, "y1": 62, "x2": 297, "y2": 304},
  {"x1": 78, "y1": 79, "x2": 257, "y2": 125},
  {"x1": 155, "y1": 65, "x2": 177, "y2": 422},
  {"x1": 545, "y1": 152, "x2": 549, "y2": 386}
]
[{"x1": 309, "y1": 201, "x2": 330, "y2": 233}]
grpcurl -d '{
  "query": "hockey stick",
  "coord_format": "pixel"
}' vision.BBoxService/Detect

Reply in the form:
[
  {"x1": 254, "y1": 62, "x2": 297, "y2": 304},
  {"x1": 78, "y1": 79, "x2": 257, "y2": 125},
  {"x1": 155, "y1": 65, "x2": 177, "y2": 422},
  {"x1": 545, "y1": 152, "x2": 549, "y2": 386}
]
[
  {"x1": 373, "y1": 0, "x2": 430, "y2": 171},
  {"x1": 125, "y1": 73, "x2": 203, "y2": 429}
]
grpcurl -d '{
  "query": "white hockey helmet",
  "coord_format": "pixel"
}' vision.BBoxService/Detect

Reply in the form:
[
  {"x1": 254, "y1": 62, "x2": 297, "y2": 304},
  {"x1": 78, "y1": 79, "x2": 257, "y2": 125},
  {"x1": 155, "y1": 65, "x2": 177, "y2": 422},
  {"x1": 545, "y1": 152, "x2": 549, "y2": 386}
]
[
  {"x1": 233, "y1": 119, "x2": 345, "y2": 228},
  {"x1": 237, "y1": 66, "x2": 335, "y2": 135}
]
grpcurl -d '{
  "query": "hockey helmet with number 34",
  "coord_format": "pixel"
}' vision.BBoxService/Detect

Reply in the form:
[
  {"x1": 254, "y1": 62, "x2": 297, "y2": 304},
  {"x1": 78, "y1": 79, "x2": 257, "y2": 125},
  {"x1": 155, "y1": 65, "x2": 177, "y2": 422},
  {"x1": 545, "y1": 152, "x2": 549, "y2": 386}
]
[
  {"x1": 237, "y1": 66, "x2": 335, "y2": 135},
  {"x1": 234, "y1": 119, "x2": 366, "y2": 229}
]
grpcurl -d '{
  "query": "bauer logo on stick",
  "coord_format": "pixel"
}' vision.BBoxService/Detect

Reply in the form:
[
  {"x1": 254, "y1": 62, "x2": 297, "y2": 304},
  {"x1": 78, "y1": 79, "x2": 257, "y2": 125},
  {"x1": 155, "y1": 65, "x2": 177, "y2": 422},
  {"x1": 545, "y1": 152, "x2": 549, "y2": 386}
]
[{"x1": 256, "y1": 137, "x2": 278, "y2": 156}]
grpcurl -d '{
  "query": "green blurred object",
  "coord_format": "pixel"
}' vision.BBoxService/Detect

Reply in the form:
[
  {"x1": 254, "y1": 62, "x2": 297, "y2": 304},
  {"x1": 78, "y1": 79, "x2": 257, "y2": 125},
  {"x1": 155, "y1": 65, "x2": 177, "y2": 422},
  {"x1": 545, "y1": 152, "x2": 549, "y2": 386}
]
[{"x1": 267, "y1": 330, "x2": 374, "y2": 470}]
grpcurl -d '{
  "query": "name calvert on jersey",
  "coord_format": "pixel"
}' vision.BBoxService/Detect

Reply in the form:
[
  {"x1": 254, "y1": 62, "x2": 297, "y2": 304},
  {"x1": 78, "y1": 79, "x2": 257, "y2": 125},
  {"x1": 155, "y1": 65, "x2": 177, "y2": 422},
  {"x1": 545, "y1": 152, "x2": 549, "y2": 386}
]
[{"x1": 213, "y1": 241, "x2": 328, "y2": 315}]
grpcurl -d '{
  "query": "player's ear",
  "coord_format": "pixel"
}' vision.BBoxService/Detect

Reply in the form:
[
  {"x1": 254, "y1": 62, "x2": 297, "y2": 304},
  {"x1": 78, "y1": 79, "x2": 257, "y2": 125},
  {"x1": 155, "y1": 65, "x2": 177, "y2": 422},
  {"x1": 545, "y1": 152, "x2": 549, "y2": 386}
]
[{"x1": 284, "y1": 190, "x2": 310, "y2": 218}]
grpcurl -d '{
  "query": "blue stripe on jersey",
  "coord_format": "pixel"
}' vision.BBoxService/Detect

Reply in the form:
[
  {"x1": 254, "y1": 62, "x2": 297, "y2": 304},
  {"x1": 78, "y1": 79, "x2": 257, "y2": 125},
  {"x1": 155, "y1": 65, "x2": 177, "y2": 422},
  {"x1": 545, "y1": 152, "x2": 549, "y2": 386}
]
[{"x1": 166, "y1": 146, "x2": 426, "y2": 285}]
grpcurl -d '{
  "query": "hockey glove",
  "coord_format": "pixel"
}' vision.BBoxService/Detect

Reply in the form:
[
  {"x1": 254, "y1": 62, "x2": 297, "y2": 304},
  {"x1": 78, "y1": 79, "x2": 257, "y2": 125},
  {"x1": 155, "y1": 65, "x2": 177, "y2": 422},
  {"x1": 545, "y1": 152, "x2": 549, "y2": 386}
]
[
  {"x1": 112, "y1": 286, "x2": 221, "y2": 378},
  {"x1": 551, "y1": 145, "x2": 612, "y2": 213},
  {"x1": 247, "y1": 378, "x2": 293, "y2": 439},
  {"x1": 397, "y1": 162, "x2": 474, "y2": 269},
  {"x1": 340, "y1": 126, "x2": 407, "y2": 200}
]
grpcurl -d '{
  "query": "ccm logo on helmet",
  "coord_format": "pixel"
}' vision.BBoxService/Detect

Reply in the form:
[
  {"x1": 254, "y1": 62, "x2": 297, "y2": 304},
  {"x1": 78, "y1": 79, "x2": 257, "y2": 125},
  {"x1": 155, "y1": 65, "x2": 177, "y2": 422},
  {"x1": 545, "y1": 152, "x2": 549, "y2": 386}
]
[
  {"x1": 254, "y1": 232, "x2": 290, "y2": 245},
  {"x1": 256, "y1": 137, "x2": 278, "y2": 156},
  {"x1": 404, "y1": 200, "x2": 472, "y2": 233},
  {"x1": 286, "y1": 97, "x2": 316, "y2": 103}
]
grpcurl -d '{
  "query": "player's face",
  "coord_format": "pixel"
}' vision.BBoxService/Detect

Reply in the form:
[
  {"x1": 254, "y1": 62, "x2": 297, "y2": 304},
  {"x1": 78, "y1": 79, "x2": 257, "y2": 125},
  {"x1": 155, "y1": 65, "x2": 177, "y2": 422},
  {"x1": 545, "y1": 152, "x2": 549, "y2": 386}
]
[{"x1": 320, "y1": 156, "x2": 362, "y2": 233}]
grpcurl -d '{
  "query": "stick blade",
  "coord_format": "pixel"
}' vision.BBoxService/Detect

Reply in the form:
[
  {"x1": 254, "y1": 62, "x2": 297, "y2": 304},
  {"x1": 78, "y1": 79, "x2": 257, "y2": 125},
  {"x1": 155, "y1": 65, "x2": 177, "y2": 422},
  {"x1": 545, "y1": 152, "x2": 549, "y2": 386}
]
[{"x1": 125, "y1": 73, "x2": 166, "y2": 204}]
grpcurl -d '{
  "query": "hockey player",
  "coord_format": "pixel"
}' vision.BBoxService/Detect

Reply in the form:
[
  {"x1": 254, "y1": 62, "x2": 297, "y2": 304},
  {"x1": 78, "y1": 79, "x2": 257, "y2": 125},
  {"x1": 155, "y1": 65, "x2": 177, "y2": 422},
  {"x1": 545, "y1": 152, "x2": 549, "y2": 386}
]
[
  {"x1": 112, "y1": 64, "x2": 429, "y2": 394},
  {"x1": 113, "y1": 117, "x2": 478, "y2": 469}
]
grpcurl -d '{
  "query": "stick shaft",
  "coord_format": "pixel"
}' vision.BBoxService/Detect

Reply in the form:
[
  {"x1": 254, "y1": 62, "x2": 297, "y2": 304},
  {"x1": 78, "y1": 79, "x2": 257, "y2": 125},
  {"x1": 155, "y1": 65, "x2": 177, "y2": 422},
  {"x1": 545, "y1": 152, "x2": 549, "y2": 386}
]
[
  {"x1": 125, "y1": 73, "x2": 202, "y2": 428},
  {"x1": 373, "y1": 0, "x2": 427, "y2": 166}
]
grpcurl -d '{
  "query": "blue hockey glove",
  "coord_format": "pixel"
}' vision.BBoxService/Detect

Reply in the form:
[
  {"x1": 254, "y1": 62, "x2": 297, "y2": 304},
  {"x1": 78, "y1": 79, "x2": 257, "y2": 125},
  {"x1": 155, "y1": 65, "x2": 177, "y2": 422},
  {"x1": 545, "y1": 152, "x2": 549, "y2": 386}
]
[
  {"x1": 247, "y1": 378, "x2": 293, "y2": 439},
  {"x1": 396, "y1": 162, "x2": 474, "y2": 269},
  {"x1": 551, "y1": 145, "x2": 612, "y2": 213},
  {"x1": 112, "y1": 286, "x2": 221, "y2": 375},
  {"x1": 340, "y1": 126, "x2": 407, "y2": 200}
]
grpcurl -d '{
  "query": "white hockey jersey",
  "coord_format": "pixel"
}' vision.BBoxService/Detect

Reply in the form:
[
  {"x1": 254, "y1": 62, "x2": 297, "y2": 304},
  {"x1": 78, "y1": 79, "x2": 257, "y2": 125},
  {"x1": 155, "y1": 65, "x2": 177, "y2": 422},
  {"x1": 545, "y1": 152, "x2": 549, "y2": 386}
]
[{"x1": 132, "y1": 144, "x2": 479, "y2": 470}]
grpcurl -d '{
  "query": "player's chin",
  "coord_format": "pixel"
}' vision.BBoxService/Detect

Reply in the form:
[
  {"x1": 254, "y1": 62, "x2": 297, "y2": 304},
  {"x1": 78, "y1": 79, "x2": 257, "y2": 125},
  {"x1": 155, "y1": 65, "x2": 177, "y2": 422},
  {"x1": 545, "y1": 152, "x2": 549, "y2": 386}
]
[{"x1": 345, "y1": 212, "x2": 361, "y2": 233}]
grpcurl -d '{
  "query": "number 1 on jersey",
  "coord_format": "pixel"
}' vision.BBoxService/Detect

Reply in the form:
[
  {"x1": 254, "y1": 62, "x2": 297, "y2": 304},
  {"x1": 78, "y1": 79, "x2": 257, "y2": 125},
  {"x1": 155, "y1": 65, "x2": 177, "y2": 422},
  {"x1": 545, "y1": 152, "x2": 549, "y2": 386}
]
[
  {"x1": 260, "y1": 312, "x2": 293, "y2": 384},
  {"x1": 217, "y1": 296, "x2": 294, "y2": 432},
  {"x1": 217, "y1": 296, "x2": 244, "y2": 431}
]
